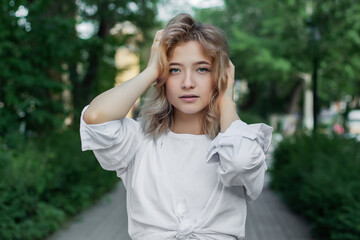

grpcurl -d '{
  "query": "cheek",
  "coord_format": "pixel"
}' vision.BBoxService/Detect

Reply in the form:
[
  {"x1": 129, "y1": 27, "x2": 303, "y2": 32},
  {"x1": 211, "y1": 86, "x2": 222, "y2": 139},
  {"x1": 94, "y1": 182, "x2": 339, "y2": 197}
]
[
  {"x1": 202, "y1": 78, "x2": 214, "y2": 96},
  {"x1": 205, "y1": 79, "x2": 215, "y2": 104},
  {"x1": 165, "y1": 82, "x2": 176, "y2": 103},
  {"x1": 165, "y1": 82, "x2": 171, "y2": 95}
]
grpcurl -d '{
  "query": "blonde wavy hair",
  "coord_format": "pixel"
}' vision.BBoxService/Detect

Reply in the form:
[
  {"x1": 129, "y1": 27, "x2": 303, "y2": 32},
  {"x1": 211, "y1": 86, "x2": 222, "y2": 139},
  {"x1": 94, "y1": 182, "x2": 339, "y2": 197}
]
[{"x1": 140, "y1": 13, "x2": 230, "y2": 139}]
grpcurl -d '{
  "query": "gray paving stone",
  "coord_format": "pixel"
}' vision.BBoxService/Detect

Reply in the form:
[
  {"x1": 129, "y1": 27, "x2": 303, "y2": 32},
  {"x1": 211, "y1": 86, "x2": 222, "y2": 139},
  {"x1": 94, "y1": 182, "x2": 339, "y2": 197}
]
[
  {"x1": 47, "y1": 183, "x2": 131, "y2": 240},
  {"x1": 245, "y1": 175, "x2": 313, "y2": 240}
]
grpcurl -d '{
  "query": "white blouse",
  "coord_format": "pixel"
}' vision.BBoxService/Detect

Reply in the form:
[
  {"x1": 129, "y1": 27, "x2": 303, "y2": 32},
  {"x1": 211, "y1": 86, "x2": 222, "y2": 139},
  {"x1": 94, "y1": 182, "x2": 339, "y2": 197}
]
[{"x1": 80, "y1": 106, "x2": 273, "y2": 240}]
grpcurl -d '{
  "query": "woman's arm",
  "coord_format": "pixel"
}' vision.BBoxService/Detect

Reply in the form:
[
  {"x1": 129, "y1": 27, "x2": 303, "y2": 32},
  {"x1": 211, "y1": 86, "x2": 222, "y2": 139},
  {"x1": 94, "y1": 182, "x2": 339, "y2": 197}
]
[
  {"x1": 213, "y1": 60, "x2": 272, "y2": 200},
  {"x1": 219, "y1": 60, "x2": 240, "y2": 132},
  {"x1": 83, "y1": 30, "x2": 163, "y2": 124}
]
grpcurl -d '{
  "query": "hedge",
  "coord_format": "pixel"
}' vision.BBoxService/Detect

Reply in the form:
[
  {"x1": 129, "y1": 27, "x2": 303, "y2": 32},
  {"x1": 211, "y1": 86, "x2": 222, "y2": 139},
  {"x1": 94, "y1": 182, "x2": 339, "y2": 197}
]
[
  {"x1": 0, "y1": 130, "x2": 119, "y2": 240},
  {"x1": 270, "y1": 132, "x2": 360, "y2": 240}
]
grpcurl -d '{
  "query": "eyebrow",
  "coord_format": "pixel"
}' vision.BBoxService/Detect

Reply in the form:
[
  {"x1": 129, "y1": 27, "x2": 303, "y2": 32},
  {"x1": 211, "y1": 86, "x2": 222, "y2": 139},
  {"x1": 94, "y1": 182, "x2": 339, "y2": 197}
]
[{"x1": 169, "y1": 61, "x2": 211, "y2": 66}]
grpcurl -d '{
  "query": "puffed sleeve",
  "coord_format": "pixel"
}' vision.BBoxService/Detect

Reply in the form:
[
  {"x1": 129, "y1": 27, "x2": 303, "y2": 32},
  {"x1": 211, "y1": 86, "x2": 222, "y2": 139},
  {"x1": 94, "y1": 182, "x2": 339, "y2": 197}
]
[
  {"x1": 80, "y1": 105, "x2": 141, "y2": 176},
  {"x1": 206, "y1": 120, "x2": 273, "y2": 200}
]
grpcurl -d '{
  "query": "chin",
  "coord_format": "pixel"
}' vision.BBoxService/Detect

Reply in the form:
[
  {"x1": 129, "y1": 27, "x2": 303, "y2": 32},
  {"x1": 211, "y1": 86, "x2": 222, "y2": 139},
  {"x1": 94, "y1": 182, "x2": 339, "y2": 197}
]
[{"x1": 175, "y1": 106, "x2": 207, "y2": 115}]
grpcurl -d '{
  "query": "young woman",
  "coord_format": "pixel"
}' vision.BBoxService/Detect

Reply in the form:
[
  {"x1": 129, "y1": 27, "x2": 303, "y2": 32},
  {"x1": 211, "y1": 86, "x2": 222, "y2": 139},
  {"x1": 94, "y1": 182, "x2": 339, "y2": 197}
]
[{"x1": 80, "y1": 14, "x2": 273, "y2": 240}]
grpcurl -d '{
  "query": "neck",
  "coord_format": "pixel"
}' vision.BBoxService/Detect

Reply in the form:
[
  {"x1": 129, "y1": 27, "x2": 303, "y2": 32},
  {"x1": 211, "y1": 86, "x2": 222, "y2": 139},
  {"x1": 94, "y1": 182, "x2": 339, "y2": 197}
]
[{"x1": 171, "y1": 110, "x2": 203, "y2": 135}]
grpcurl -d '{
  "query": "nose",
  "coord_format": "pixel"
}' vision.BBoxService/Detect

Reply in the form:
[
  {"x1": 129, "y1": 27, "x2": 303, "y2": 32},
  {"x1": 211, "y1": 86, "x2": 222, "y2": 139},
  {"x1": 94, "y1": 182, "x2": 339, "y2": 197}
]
[{"x1": 181, "y1": 71, "x2": 195, "y2": 89}]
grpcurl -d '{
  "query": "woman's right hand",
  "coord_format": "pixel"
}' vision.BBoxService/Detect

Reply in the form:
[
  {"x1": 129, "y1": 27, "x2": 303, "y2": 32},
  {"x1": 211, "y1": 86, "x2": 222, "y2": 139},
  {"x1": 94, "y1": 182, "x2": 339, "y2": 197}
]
[
  {"x1": 84, "y1": 30, "x2": 165, "y2": 124},
  {"x1": 147, "y1": 30, "x2": 164, "y2": 81}
]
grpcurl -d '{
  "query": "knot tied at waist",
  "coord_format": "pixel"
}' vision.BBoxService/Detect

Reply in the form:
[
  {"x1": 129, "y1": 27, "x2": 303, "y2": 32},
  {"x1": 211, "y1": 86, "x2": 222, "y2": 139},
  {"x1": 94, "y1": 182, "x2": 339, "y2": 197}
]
[
  {"x1": 175, "y1": 198, "x2": 197, "y2": 240},
  {"x1": 176, "y1": 218, "x2": 196, "y2": 239}
]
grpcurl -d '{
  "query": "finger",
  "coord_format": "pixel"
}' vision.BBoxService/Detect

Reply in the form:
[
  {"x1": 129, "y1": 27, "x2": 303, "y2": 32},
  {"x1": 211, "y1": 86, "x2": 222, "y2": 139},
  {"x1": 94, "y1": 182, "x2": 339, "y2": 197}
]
[
  {"x1": 227, "y1": 62, "x2": 234, "y2": 77},
  {"x1": 228, "y1": 60, "x2": 234, "y2": 70},
  {"x1": 228, "y1": 60, "x2": 235, "y2": 78},
  {"x1": 156, "y1": 29, "x2": 164, "y2": 37},
  {"x1": 152, "y1": 29, "x2": 164, "y2": 45}
]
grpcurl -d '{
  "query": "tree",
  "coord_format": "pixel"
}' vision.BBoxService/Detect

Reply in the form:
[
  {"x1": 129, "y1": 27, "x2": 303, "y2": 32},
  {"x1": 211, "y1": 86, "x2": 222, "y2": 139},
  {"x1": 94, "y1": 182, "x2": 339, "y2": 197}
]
[
  {"x1": 0, "y1": 0, "x2": 78, "y2": 136},
  {"x1": 0, "y1": 0, "x2": 160, "y2": 137},
  {"x1": 71, "y1": 0, "x2": 160, "y2": 120},
  {"x1": 195, "y1": 0, "x2": 360, "y2": 123}
]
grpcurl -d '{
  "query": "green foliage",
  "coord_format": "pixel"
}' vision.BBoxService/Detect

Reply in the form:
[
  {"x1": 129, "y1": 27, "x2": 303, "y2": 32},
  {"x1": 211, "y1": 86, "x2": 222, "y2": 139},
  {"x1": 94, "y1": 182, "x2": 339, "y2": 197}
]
[
  {"x1": 0, "y1": 0, "x2": 77, "y2": 135},
  {"x1": 0, "y1": 130, "x2": 118, "y2": 240},
  {"x1": 0, "y1": 0, "x2": 161, "y2": 136},
  {"x1": 270, "y1": 133, "x2": 360, "y2": 239},
  {"x1": 71, "y1": 0, "x2": 161, "y2": 117},
  {"x1": 195, "y1": 0, "x2": 360, "y2": 115},
  {"x1": 238, "y1": 111, "x2": 267, "y2": 125},
  {"x1": 0, "y1": 1, "x2": 160, "y2": 239}
]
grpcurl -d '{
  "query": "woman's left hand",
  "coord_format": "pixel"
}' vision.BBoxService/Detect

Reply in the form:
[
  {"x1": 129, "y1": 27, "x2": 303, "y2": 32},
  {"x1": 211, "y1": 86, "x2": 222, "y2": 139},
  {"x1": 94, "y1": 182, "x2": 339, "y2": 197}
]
[
  {"x1": 218, "y1": 60, "x2": 239, "y2": 132},
  {"x1": 219, "y1": 60, "x2": 235, "y2": 110}
]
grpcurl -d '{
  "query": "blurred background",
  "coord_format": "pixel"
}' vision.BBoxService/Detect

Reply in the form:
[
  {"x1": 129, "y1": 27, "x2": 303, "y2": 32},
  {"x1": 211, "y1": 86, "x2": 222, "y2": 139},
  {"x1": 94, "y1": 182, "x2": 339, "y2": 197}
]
[{"x1": 1, "y1": 0, "x2": 359, "y2": 240}]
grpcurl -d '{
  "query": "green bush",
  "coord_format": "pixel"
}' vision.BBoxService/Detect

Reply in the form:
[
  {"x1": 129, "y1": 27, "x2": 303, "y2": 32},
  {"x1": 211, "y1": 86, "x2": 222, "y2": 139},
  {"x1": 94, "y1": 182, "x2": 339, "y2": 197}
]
[
  {"x1": 0, "y1": 130, "x2": 118, "y2": 240},
  {"x1": 238, "y1": 111, "x2": 268, "y2": 125},
  {"x1": 270, "y1": 132, "x2": 360, "y2": 240}
]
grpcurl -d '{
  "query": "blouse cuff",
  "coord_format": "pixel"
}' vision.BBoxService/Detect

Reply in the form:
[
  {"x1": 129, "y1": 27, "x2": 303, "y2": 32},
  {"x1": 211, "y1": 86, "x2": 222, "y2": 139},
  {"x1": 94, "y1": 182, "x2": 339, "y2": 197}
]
[
  {"x1": 206, "y1": 120, "x2": 274, "y2": 164},
  {"x1": 80, "y1": 105, "x2": 126, "y2": 151}
]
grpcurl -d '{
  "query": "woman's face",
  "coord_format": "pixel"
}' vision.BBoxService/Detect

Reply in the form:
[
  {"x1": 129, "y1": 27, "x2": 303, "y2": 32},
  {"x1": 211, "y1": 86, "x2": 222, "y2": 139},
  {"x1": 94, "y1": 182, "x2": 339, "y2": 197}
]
[{"x1": 165, "y1": 41, "x2": 214, "y2": 118}]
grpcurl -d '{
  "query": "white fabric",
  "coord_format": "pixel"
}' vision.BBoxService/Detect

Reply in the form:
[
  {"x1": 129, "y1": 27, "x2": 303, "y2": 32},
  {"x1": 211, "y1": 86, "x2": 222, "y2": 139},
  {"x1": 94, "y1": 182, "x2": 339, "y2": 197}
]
[{"x1": 80, "y1": 105, "x2": 274, "y2": 240}]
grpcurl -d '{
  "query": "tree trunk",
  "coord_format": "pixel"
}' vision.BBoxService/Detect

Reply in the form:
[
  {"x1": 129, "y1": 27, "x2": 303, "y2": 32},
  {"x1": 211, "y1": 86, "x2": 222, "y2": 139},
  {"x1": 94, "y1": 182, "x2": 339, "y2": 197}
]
[
  {"x1": 71, "y1": 1, "x2": 112, "y2": 121},
  {"x1": 287, "y1": 80, "x2": 304, "y2": 115},
  {"x1": 239, "y1": 81, "x2": 257, "y2": 111}
]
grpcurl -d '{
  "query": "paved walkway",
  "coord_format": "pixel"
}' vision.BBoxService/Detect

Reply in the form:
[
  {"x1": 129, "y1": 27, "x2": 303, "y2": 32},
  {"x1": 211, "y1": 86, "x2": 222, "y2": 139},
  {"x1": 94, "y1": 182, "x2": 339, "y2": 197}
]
[
  {"x1": 245, "y1": 175, "x2": 313, "y2": 240},
  {"x1": 48, "y1": 139, "x2": 313, "y2": 240},
  {"x1": 47, "y1": 183, "x2": 131, "y2": 240}
]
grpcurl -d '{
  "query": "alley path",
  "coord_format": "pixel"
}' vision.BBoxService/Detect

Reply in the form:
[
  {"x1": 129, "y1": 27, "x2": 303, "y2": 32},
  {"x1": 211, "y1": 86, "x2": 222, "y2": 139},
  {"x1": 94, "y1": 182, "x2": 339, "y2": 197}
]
[{"x1": 245, "y1": 174, "x2": 313, "y2": 240}]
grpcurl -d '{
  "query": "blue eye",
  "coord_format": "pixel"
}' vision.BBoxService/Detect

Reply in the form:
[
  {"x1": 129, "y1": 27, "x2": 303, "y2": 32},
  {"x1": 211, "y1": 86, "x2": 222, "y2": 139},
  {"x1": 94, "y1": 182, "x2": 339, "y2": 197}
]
[
  {"x1": 169, "y1": 68, "x2": 180, "y2": 73},
  {"x1": 198, "y1": 67, "x2": 210, "y2": 73}
]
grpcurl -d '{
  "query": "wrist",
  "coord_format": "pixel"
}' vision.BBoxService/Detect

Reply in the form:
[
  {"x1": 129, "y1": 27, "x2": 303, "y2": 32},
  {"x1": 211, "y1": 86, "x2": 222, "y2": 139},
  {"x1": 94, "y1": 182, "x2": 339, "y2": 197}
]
[
  {"x1": 143, "y1": 66, "x2": 159, "y2": 83},
  {"x1": 219, "y1": 97, "x2": 236, "y2": 110},
  {"x1": 219, "y1": 99, "x2": 239, "y2": 132}
]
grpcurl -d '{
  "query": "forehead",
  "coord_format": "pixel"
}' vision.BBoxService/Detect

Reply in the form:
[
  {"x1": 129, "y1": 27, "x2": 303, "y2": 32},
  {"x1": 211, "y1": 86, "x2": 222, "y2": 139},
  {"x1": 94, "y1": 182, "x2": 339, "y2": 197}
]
[{"x1": 168, "y1": 41, "x2": 212, "y2": 64}]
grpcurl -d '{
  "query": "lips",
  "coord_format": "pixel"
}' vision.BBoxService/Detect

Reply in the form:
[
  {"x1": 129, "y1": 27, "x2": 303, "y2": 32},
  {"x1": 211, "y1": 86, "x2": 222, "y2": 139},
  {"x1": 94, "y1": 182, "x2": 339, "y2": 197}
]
[
  {"x1": 179, "y1": 94, "x2": 199, "y2": 102},
  {"x1": 180, "y1": 94, "x2": 199, "y2": 99}
]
